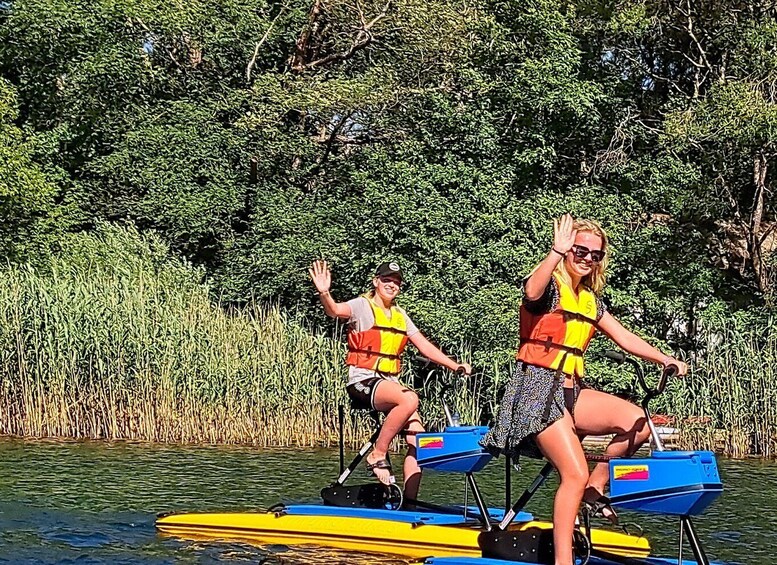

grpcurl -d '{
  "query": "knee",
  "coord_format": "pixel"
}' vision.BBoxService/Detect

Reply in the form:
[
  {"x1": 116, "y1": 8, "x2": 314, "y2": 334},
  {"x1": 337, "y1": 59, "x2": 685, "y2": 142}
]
[
  {"x1": 636, "y1": 418, "x2": 652, "y2": 444},
  {"x1": 400, "y1": 390, "x2": 419, "y2": 413},
  {"x1": 617, "y1": 410, "x2": 650, "y2": 442},
  {"x1": 558, "y1": 462, "x2": 589, "y2": 492}
]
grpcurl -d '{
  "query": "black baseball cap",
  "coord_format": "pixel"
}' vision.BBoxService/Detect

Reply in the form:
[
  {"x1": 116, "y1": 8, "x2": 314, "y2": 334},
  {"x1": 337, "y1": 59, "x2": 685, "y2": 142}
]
[{"x1": 375, "y1": 261, "x2": 403, "y2": 281}]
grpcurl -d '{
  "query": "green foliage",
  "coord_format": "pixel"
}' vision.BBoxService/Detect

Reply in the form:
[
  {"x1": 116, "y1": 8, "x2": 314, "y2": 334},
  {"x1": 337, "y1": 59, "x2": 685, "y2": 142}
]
[
  {"x1": 0, "y1": 79, "x2": 70, "y2": 262},
  {"x1": 1, "y1": 0, "x2": 776, "y2": 429},
  {"x1": 664, "y1": 82, "x2": 777, "y2": 150}
]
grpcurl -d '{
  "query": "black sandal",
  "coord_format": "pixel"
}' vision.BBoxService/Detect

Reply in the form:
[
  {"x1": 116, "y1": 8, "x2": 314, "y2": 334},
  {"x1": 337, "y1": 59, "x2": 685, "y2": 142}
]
[
  {"x1": 583, "y1": 493, "x2": 619, "y2": 526},
  {"x1": 366, "y1": 457, "x2": 395, "y2": 484}
]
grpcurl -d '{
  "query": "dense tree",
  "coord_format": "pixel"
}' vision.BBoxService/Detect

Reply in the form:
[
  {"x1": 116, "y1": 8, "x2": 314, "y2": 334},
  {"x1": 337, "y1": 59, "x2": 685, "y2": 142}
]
[
  {"x1": 578, "y1": 0, "x2": 777, "y2": 304},
  {"x1": 0, "y1": 78, "x2": 76, "y2": 262},
  {"x1": 1, "y1": 0, "x2": 774, "y2": 377}
]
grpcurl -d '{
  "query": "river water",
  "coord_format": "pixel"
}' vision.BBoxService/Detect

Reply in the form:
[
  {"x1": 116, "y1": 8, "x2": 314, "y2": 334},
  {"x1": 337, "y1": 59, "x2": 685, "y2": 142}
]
[{"x1": 0, "y1": 438, "x2": 771, "y2": 564}]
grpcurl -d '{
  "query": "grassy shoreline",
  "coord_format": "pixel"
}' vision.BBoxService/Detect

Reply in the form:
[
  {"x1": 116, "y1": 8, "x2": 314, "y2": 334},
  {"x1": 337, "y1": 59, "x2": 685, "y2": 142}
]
[{"x1": 0, "y1": 226, "x2": 774, "y2": 456}]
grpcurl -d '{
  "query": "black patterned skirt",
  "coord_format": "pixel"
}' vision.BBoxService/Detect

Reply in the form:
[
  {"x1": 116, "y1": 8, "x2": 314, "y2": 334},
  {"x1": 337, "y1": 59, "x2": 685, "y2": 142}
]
[{"x1": 480, "y1": 363, "x2": 581, "y2": 460}]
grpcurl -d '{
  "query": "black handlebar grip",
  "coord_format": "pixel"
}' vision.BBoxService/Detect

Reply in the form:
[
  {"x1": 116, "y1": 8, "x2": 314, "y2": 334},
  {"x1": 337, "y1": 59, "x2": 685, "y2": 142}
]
[
  {"x1": 658, "y1": 364, "x2": 678, "y2": 392},
  {"x1": 604, "y1": 350, "x2": 626, "y2": 363}
]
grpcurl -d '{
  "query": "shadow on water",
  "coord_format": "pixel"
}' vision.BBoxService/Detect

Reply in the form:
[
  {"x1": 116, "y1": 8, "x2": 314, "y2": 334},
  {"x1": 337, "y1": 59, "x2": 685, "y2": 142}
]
[{"x1": 0, "y1": 438, "x2": 772, "y2": 564}]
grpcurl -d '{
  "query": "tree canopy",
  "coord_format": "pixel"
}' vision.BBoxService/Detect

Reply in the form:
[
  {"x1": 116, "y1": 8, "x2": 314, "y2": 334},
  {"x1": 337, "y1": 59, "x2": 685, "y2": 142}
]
[{"x1": 1, "y1": 0, "x2": 775, "y2": 369}]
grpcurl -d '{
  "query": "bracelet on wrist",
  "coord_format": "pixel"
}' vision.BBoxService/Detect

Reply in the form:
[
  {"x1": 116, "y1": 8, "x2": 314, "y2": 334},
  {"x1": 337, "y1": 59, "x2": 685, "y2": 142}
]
[
  {"x1": 551, "y1": 248, "x2": 566, "y2": 258},
  {"x1": 318, "y1": 290, "x2": 330, "y2": 296}
]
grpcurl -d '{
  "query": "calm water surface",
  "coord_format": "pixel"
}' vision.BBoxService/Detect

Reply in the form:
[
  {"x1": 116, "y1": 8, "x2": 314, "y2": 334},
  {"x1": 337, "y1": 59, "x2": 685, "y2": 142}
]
[{"x1": 0, "y1": 438, "x2": 772, "y2": 564}]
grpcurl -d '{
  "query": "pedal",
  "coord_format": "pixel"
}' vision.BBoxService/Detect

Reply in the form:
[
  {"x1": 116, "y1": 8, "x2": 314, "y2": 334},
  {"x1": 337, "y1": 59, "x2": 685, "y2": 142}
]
[{"x1": 321, "y1": 482, "x2": 403, "y2": 510}]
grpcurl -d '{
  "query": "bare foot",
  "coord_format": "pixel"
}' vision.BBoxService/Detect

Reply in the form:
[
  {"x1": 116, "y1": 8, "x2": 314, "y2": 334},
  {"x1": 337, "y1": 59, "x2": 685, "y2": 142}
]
[{"x1": 366, "y1": 452, "x2": 393, "y2": 486}]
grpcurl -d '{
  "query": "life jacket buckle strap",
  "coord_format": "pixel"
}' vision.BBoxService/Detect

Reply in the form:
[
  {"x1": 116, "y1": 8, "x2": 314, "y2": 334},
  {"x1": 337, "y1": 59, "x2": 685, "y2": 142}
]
[
  {"x1": 519, "y1": 338, "x2": 584, "y2": 358},
  {"x1": 351, "y1": 348, "x2": 401, "y2": 360}
]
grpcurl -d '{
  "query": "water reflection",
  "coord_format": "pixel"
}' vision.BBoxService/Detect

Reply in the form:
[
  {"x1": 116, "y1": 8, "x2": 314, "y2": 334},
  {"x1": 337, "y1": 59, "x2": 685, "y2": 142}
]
[{"x1": 0, "y1": 438, "x2": 772, "y2": 563}]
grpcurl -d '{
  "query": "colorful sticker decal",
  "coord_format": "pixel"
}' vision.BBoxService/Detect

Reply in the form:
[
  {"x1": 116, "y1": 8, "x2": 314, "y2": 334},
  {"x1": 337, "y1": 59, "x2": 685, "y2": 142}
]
[
  {"x1": 419, "y1": 436, "x2": 444, "y2": 449},
  {"x1": 613, "y1": 464, "x2": 649, "y2": 480}
]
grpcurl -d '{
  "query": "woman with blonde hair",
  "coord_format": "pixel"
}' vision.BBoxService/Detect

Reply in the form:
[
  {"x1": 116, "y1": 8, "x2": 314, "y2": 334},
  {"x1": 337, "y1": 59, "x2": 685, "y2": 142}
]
[{"x1": 482, "y1": 214, "x2": 687, "y2": 565}]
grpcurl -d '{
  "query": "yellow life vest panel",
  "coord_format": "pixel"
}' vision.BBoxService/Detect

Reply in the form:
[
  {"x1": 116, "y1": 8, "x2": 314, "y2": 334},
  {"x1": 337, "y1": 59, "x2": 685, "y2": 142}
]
[{"x1": 346, "y1": 297, "x2": 409, "y2": 375}]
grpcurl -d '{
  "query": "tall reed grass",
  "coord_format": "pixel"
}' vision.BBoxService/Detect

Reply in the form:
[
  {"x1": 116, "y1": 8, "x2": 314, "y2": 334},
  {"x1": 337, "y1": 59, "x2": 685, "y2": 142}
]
[
  {"x1": 0, "y1": 225, "x2": 483, "y2": 448},
  {"x1": 2, "y1": 225, "x2": 775, "y2": 456},
  {"x1": 669, "y1": 312, "x2": 777, "y2": 457},
  {"x1": 0, "y1": 225, "x2": 346, "y2": 445}
]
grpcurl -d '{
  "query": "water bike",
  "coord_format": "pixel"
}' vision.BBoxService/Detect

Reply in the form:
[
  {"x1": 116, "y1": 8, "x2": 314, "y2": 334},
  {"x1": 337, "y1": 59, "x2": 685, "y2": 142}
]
[
  {"x1": 156, "y1": 355, "x2": 721, "y2": 563},
  {"x1": 414, "y1": 353, "x2": 724, "y2": 565}
]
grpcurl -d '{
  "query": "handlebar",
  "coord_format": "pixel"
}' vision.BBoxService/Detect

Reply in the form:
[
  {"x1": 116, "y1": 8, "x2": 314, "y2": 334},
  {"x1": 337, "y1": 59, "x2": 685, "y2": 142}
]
[
  {"x1": 415, "y1": 354, "x2": 433, "y2": 368},
  {"x1": 414, "y1": 355, "x2": 470, "y2": 376},
  {"x1": 603, "y1": 351, "x2": 680, "y2": 452},
  {"x1": 658, "y1": 364, "x2": 678, "y2": 393},
  {"x1": 603, "y1": 350, "x2": 626, "y2": 363},
  {"x1": 602, "y1": 350, "x2": 677, "y2": 400},
  {"x1": 414, "y1": 355, "x2": 472, "y2": 428}
]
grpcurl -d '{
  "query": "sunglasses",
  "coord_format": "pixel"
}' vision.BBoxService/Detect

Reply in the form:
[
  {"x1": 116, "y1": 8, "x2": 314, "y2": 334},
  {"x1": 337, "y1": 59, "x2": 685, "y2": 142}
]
[{"x1": 570, "y1": 245, "x2": 605, "y2": 264}]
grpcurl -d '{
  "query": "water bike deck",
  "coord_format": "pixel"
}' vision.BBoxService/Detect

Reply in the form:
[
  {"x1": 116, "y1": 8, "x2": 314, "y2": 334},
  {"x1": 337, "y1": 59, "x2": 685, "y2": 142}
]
[{"x1": 155, "y1": 504, "x2": 650, "y2": 559}]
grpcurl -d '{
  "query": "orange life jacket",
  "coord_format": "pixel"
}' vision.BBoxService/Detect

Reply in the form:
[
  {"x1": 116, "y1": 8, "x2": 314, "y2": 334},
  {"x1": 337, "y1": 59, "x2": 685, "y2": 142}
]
[
  {"x1": 517, "y1": 272, "x2": 598, "y2": 377},
  {"x1": 346, "y1": 297, "x2": 409, "y2": 375}
]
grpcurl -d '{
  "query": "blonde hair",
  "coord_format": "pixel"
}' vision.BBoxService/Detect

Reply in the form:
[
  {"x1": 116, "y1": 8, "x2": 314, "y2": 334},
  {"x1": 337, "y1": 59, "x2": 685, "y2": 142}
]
[{"x1": 554, "y1": 219, "x2": 609, "y2": 295}]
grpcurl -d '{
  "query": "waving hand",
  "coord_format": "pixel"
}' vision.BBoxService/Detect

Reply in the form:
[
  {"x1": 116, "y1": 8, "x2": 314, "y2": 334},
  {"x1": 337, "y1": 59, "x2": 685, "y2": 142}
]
[{"x1": 553, "y1": 214, "x2": 577, "y2": 254}]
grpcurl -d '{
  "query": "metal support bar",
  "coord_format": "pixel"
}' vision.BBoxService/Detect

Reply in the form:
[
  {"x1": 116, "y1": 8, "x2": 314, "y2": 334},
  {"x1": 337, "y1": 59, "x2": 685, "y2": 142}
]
[
  {"x1": 678, "y1": 518, "x2": 684, "y2": 564},
  {"x1": 681, "y1": 516, "x2": 710, "y2": 565},
  {"x1": 336, "y1": 422, "x2": 382, "y2": 486},
  {"x1": 338, "y1": 405, "x2": 345, "y2": 476},
  {"x1": 644, "y1": 403, "x2": 665, "y2": 452},
  {"x1": 504, "y1": 456, "x2": 511, "y2": 513},
  {"x1": 463, "y1": 475, "x2": 469, "y2": 521},
  {"x1": 466, "y1": 472, "x2": 492, "y2": 531},
  {"x1": 498, "y1": 462, "x2": 554, "y2": 530}
]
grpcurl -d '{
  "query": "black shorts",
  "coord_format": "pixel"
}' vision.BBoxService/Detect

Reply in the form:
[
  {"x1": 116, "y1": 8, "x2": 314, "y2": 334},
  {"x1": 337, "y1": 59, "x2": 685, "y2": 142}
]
[{"x1": 346, "y1": 376, "x2": 395, "y2": 410}]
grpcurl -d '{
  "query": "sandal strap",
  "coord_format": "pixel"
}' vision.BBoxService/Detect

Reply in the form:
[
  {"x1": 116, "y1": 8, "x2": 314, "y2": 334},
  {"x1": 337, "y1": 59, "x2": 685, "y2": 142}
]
[
  {"x1": 583, "y1": 495, "x2": 619, "y2": 525},
  {"x1": 586, "y1": 494, "x2": 612, "y2": 510},
  {"x1": 366, "y1": 458, "x2": 392, "y2": 471}
]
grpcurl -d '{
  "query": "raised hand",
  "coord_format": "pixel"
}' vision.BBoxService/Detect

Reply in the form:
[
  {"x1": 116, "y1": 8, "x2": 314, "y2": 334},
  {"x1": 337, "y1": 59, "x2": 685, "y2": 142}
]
[
  {"x1": 553, "y1": 214, "x2": 577, "y2": 254},
  {"x1": 308, "y1": 260, "x2": 332, "y2": 294}
]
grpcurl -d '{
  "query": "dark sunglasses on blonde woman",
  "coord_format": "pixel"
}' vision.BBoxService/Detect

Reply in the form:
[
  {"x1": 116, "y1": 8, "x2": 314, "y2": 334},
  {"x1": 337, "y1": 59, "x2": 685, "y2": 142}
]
[{"x1": 571, "y1": 245, "x2": 605, "y2": 263}]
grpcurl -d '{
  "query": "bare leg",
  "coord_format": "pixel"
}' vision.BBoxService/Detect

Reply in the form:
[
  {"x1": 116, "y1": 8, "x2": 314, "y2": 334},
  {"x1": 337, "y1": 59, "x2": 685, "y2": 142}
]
[
  {"x1": 535, "y1": 410, "x2": 588, "y2": 565},
  {"x1": 402, "y1": 412, "x2": 424, "y2": 500},
  {"x1": 574, "y1": 388, "x2": 651, "y2": 497},
  {"x1": 367, "y1": 381, "x2": 419, "y2": 485}
]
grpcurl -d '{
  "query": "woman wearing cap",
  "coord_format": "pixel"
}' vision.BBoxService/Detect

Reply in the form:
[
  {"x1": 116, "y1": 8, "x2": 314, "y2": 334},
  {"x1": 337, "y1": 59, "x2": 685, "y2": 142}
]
[
  {"x1": 481, "y1": 214, "x2": 687, "y2": 565},
  {"x1": 309, "y1": 259, "x2": 471, "y2": 500}
]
